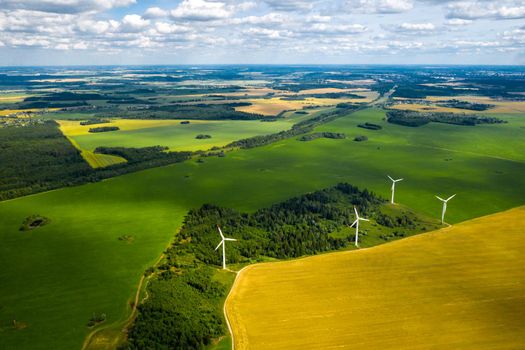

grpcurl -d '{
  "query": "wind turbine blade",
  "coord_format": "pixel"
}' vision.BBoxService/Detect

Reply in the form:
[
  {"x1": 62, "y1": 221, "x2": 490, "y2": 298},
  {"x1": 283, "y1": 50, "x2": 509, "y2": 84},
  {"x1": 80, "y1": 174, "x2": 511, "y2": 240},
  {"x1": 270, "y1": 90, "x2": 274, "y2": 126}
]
[
  {"x1": 217, "y1": 225, "x2": 224, "y2": 239},
  {"x1": 354, "y1": 206, "x2": 359, "y2": 218},
  {"x1": 387, "y1": 175, "x2": 394, "y2": 182},
  {"x1": 447, "y1": 194, "x2": 456, "y2": 201},
  {"x1": 361, "y1": 218, "x2": 370, "y2": 222},
  {"x1": 351, "y1": 219, "x2": 358, "y2": 227},
  {"x1": 397, "y1": 178, "x2": 404, "y2": 182},
  {"x1": 436, "y1": 196, "x2": 444, "y2": 201},
  {"x1": 224, "y1": 238, "x2": 237, "y2": 241},
  {"x1": 215, "y1": 241, "x2": 223, "y2": 251}
]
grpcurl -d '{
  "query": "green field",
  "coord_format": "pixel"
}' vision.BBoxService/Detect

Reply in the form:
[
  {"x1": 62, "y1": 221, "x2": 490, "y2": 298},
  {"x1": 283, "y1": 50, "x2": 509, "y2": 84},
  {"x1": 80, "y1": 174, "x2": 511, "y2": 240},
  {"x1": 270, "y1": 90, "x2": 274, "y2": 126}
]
[
  {"x1": 61, "y1": 112, "x2": 315, "y2": 153},
  {"x1": 1, "y1": 108, "x2": 525, "y2": 349}
]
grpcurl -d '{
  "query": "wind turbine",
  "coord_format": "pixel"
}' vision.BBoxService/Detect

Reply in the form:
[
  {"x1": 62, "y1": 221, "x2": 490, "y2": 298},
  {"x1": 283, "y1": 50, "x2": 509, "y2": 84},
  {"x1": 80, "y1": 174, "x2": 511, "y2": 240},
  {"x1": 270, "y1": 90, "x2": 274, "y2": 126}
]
[
  {"x1": 387, "y1": 175, "x2": 403, "y2": 204},
  {"x1": 436, "y1": 194, "x2": 456, "y2": 224},
  {"x1": 351, "y1": 206, "x2": 369, "y2": 247},
  {"x1": 215, "y1": 225, "x2": 237, "y2": 270}
]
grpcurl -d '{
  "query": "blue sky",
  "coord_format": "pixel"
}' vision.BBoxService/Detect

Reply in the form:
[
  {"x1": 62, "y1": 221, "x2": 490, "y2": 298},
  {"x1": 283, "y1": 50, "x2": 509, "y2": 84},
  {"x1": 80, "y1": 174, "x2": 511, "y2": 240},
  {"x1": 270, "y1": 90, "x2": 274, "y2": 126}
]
[{"x1": 0, "y1": 0, "x2": 524, "y2": 65}]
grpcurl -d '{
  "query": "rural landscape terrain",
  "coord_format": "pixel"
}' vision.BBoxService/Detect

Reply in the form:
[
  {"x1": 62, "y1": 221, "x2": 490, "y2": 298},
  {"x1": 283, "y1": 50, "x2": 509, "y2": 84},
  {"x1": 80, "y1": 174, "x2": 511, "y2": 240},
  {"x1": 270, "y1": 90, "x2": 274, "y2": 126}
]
[{"x1": 1, "y1": 64, "x2": 524, "y2": 350}]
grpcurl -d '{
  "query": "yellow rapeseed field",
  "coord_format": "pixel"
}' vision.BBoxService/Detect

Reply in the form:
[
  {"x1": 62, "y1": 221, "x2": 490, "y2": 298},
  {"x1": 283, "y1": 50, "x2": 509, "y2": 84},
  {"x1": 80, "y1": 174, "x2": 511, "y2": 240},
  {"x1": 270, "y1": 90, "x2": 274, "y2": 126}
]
[{"x1": 226, "y1": 206, "x2": 525, "y2": 350}]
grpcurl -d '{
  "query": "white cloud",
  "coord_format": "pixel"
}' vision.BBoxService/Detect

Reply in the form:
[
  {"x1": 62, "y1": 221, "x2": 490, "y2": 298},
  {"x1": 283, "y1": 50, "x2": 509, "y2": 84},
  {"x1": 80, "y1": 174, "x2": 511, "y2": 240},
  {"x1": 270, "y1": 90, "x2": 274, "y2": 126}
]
[
  {"x1": 232, "y1": 12, "x2": 286, "y2": 25},
  {"x1": 143, "y1": 7, "x2": 168, "y2": 19},
  {"x1": 77, "y1": 19, "x2": 119, "y2": 34},
  {"x1": 346, "y1": 0, "x2": 413, "y2": 14},
  {"x1": 244, "y1": 27, "x2": 291, "y2": 39},
  {"x1": 154, "y1": 22, "x2": 191, "y2": 34},
  {"x1": 170, "y1": 0, "x2": 232, "y2": 21},
  {"x1": 447, "y1": 1, "x2": 525, "y2": 20},
  {"x1": 392, "y1": 22, "x2": 436, "y2": 33},
  {"x1": 303, "y1": 23, "x2": 367, "y2": 34},
  {"x1": 263, "y1": 0, "x2": 316, "y2": 11},
  {"x1": 0, "y1": 0, "x2": 136, "y2": 14},
  {"x1": 121, "y1": 14, "x2": 149, "y2": 32},
  {"x1": 445, "y1": 18, "x2": 472, "y2": 26}
]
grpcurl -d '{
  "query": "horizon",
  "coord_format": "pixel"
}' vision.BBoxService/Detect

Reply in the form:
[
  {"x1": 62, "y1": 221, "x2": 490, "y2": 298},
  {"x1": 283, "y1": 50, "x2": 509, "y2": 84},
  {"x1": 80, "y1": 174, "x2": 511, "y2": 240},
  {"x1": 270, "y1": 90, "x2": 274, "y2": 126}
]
[
  {"x1": 0, "y1": 0, "x2": 524, "y2": 66},
  {"x1": 1, "y1": 63, "x2": 525, "y2": 68}
]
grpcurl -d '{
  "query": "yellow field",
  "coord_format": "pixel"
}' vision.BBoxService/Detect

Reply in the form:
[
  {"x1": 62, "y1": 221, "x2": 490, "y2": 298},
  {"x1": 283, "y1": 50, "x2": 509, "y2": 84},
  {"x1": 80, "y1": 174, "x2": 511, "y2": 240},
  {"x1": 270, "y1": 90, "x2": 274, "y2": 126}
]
[
  {"x1": 226, "y1": 206, "x2": 525, "y2": 350},
  {"x1": 427, "y1": 96, "x2": 525, "y2": 114},
  {"x1": 57, "y1": 119, "x2": 213, "y2": 136},
  {"x1": 389, "y1": 103, "x2": 478, "y2": 114},
  {"x1": 0, "y1": 94, "x2": 31, "y2": 103},
  {"x1": 81, "y1": 150, "x2": 127, "y2": 168},
  {"x1": 63, "y1": 134, "x2": 126, "y2": 168},
  {"x1": 296, "y1": 88, "x2": 379, "y2": 101},
  {"x1": 0, "y1": 108, "x2": 41, "y2": 116},
  {"x1": 391, "y1": 96, "x2": 525, "y2": 114},
  {"x1": 235, "y1": 96, "x2": 365, "y2": 116}
]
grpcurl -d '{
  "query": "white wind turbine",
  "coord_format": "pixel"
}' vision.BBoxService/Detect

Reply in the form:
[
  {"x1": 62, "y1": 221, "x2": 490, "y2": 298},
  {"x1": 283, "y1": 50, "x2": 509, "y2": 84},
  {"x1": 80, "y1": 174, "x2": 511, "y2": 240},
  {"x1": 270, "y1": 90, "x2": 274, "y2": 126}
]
[
  {"x1": 215, "y1": 225, "x2": 237, "y2": 270},
  {"x1": 351, "y1": 206, "x2": 369, "y2": 247},
  {"x1": 436, "y1": 194, "x2": 456, "y2": 224},
  {"x1": 387, "y1": 175, "x2": 403, "y2": 204}
]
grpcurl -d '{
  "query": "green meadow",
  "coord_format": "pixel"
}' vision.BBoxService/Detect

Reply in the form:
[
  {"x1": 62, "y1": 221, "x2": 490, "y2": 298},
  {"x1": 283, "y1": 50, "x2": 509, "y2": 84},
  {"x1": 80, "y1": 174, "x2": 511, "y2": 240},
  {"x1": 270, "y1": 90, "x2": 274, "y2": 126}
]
[
  {"x1": 1, "y1": 108, "x2": 525, "y2": 349},
  {"x1": 71, "y1": 119, "x2": 296, "y2": 152}
]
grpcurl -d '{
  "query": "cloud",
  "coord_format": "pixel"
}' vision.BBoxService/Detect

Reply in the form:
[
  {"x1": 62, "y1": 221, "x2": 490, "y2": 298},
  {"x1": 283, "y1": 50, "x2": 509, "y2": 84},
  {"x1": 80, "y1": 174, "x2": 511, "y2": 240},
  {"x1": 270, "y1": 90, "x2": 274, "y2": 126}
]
[
  {"x1": 76, "y1": 19, "x2": 120, "y2": 34},
  {"x1": 170, "y1": 0, "x2": 232, "y2": 21},
  {"x1": 345, "y1": 0, "x2": 413, "y2": 14},
  {"x1": 447, "y1": 1, "x2": 525, "y2": 20},
  {"x1": 0, "y1": 0, "x2": 136, "y2": 14},
  {"x1": 154, "y1": 22, "x2": 191, "y2": 34},
  {"x1": 143, "y1": 7, "x2": 168, "y2": 19},
  {"x1": 244, "y1": 27, "x2": 291, "y2": 39},
  {"x1": 231, "y1": 12, "x2": 287, "y2": 25},
  {"x1": 392, "y1": 22, "x2": 436, "y2": 33},
  {"x1": 121, "y1": 14, "x2": 149, "y2": 32},
  {"x1": 445, "y1": 18, "x2": 472, "y2": 26},
  {"x1": 263, "y1": 0, "x2": 316, "y2": 11},
  {"x1": 302, "y1": 23, "x2": 367, "y2": 34}
]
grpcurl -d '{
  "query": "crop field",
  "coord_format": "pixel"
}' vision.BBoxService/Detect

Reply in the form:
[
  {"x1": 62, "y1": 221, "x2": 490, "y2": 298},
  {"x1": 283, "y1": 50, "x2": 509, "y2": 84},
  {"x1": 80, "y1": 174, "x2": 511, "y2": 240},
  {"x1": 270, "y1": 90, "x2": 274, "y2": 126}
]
[
  {"x1": 0, "y1": 109, "x2": 42, "y2": 116},
  {"x1": 0, "y1": 94, "x2": 32, "y2": 103},
  {"x1": 427, "y1": 96, "x2": 525, "y2": 114},
  {"x1": 235, "y1": 97, "x2": 358, "y2": 115},
  {"x1": 225, "y1": 206, "x2": 525, "y2": 350},
  {"x1": 391, "y1": 96, "x2": 525, "y2": 114},
  {"x1": 58, "y1": 117, "x2": 303, "y2": 154},
  {"x1": 1, "y1": 108, "x2": 525, "y2": 349}
]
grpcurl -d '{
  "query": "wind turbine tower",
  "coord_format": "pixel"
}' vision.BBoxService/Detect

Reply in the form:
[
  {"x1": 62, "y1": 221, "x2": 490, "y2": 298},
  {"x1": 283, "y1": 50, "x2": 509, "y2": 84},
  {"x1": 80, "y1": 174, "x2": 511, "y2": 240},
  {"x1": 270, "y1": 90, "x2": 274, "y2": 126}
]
[
  {"x1": 351, "y1": 206, "x2": 370, "y2": 247},
  {"x1": 388, "y1": 175, "x2": 403, "y2": 204},
  {"x1": 436, "y1": 194, "x2": 456, "y2": 224},
  {"x1": 215, "y1": 226, "x2": 237, "y2": 270}
]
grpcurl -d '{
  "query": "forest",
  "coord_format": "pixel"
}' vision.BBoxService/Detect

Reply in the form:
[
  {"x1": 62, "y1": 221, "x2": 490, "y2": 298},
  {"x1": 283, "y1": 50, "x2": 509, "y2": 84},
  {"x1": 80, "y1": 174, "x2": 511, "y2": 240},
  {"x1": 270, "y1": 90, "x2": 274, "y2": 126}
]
[
  {"x1": 0, "y1": 122, "x2": 192, "y2": 201},
  {"x1": 123, "y1": 183, "x2": 438, "y2": 349},
  {"x1": 386, "y1": 110, "x2": 506, "y2": 127}
]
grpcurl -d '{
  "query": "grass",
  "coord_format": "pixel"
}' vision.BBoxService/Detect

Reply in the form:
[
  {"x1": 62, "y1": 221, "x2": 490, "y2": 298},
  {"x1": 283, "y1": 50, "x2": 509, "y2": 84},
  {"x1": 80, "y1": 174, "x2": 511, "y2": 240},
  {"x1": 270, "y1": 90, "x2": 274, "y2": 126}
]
[
  {"x1": 58, "y1": 117, "x2": 304, "y2": 153},
  {"x1": 225, "y1": 206, "x2": 525, "y2": 350},
  {"x1": 1, "y1": 108, "x2": 525, "y2": 349}
]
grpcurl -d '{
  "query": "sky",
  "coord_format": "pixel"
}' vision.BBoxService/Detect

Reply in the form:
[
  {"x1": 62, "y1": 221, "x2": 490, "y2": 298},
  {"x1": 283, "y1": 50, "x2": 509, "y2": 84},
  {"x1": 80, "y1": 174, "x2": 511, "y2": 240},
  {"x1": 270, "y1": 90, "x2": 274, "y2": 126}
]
[{"x1": 0, "y1": 0, "x2": 524, "y2": 66}]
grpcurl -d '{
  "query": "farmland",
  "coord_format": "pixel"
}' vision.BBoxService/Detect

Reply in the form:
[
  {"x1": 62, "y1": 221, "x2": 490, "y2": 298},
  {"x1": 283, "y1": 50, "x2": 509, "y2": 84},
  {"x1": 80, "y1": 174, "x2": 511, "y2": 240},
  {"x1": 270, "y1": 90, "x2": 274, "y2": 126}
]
[
  {"x1": 0, "y1": 65, "x2": 524, "y2": 350},
  {"x1": 1, "y1": 105, "x2": 525, "y2": 349},
  {"x1": 225, "y1": 206, "x2": 525, "y2": 350},
  {"x1": 58, "y1": 115, "x2": 309, "y2": 154}
]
